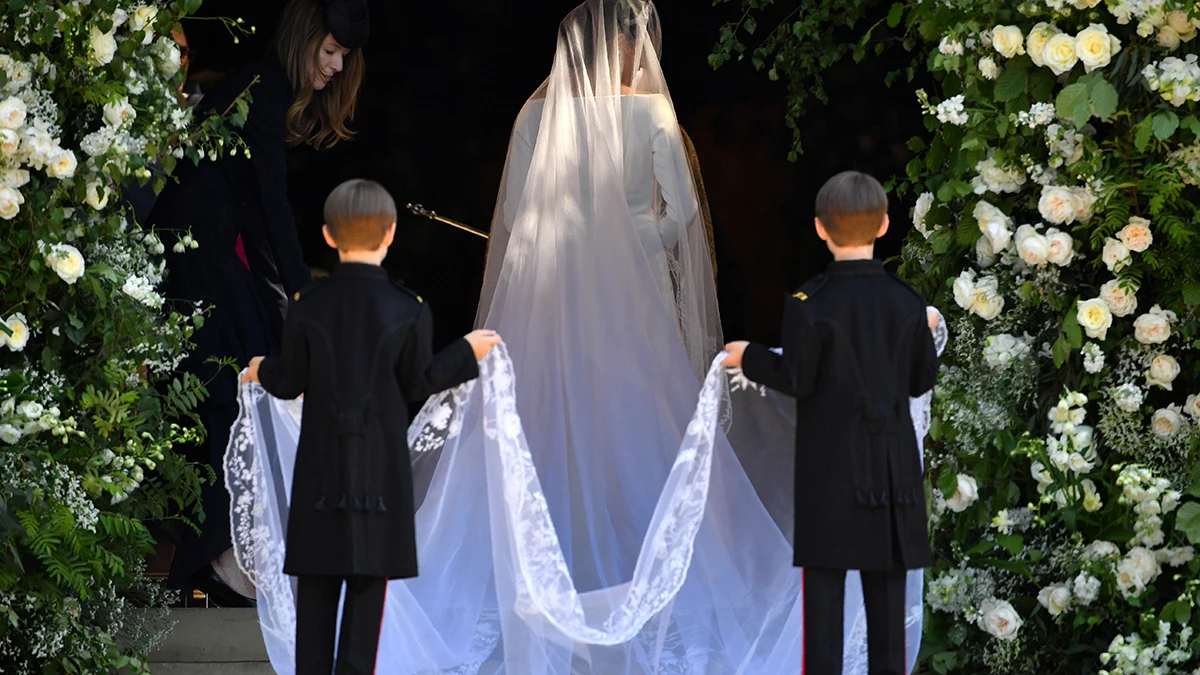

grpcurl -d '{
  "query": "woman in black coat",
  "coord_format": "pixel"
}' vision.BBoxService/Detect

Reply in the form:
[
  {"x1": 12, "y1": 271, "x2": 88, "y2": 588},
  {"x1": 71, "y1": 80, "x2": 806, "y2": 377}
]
[{"x1": 150, "y1": 0, "x2": 369, "y2": 605}]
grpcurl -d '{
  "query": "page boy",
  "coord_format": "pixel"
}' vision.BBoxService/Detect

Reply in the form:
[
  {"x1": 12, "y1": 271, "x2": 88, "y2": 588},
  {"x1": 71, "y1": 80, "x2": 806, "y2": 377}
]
[
  {"x1": 242, "y1": 178, "x2": 501, "y2": 675},
  {"x1": 722, "y1": 170, "x2": 939, "y2": 675}
]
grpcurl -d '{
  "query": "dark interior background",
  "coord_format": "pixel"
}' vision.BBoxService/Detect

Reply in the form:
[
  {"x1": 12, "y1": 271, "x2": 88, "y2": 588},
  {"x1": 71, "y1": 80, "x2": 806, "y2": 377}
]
[{"x1": 182, "y1": 0, "x2": 926, "y2": 346}]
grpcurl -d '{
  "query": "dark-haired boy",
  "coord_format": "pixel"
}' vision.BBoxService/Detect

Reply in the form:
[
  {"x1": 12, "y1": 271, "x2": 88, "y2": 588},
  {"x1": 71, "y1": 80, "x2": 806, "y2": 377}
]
[
  {"x1": 722, "y1": 171, "x2": 939, "y2": 675},
  {"x1": 243, "y1": 178, "x2": 501, "y2": 675}
]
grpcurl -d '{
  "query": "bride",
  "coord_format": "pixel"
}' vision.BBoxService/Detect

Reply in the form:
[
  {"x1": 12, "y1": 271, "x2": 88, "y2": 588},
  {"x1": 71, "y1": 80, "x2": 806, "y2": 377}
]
[{"x1": 226, "y1": 1, "x2": 933, "y2": 673}]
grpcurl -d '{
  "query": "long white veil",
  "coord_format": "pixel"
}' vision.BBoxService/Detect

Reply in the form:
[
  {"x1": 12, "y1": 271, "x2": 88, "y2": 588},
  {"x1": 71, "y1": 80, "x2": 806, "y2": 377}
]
[{"x1": 225, "y1": 1, "x2": 937, "y2": 673}]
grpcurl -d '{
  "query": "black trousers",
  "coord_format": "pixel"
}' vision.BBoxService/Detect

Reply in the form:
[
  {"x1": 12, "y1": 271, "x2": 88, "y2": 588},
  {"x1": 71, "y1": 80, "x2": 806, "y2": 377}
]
[
  {"x1": 802, "y1": 568, "x2": 907, "y2": 675},
  {"x1": 297, "y1": 576, "x2": 389, "y2": 675}
]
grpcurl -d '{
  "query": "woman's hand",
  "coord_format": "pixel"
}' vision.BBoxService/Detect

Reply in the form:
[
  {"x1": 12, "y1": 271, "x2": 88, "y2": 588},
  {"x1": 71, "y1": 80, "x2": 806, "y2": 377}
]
[
  {"x1": 242, "y1": 356, "x2": 264, "y2": 383},
  {"x1": 466, "y1": 330, "x2": 503, "y2": 360}
]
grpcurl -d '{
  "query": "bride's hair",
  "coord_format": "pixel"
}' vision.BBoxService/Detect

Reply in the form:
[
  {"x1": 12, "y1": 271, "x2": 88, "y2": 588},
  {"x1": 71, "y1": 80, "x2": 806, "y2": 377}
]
[
  {"x1": 272, "y1": 0, "x2": 365, "y2": 150},
  {"x1": 556, "y1": 0, "x2": 662, "y2": 96}
]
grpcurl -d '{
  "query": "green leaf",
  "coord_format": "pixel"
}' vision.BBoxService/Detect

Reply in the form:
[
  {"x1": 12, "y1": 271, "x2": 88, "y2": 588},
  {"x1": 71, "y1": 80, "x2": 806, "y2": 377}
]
[
  {"x1": 1064, "y1": 306, "x2": 1083, "y2": 349},
  {"x1": 1175, "y1": 502, "x2": 1200, "y2": 544},
  {"x1": 1135, "y1": 120, "x2": 1154, "y2": 151},
  {"x1": 1154, "y1": 110, "x2": 1180, "y2": 140},
  {"x1": 995, "y1": 114, "x2": 1009, "y2": 138},
  {"x1": 997, "y1": 533, "x2": 1024, "y2": 557},
  {"x1": 994, "y1": 66, "x2": 1027, "y2": 102},
  {"x1": 743, "y1": 16, "x2": 757, "y2": 36},
  {"x1": 1183, "y1": 115, "x2": 1200, "y2": 138},
  {"x1": 938, "y1": 467, "x2": 959, "y2": 496},
  {"x1": 1089, "y1": 75, "x2": 1119, "y2": 120},
  {"x1": 1184, "y1": 282, "x2": 1200, "y2": 307},
  {"x1": 1056, "y1": 81, "x2": 1091, "y2": 128},
  {"x1": 906, "y1": 136, "x2": 926, "y2": 153},
  {"x1": 1052, "y1": 334, "x2": 1071, "y2": 369}
]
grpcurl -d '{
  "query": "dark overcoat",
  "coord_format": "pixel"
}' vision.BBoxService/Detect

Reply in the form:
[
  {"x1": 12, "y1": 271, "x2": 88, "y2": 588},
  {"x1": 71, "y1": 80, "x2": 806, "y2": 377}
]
[
  {"x1": 742, "y1": 259, "x2": 939, "y2": 571},
  {"x1": 257, "y1": 263, "x2": 479, "y2": 578}
]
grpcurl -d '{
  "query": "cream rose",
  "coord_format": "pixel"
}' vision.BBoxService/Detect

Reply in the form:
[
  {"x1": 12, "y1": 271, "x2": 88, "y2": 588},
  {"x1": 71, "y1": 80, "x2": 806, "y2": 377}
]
[
  {"x1": 976, "y1": 236, "x2": 998, "y2": 268},
  {"x1": 1027, "y1": 23, "x2": 1059, "y2": 68},
  {"x1": 1038, "y1": 186, "x2": 1080, "y2": 225},
  {"x1": 1186, "y1": 394, "x2": 1200, "y2": 419},
  {"x1": 913, "y1": 192, "x2": 934, "y2": 237},
  {"x1": 974, "y1": 201, "x2": 1013, "y2": 253},
  {"x1": 1160, "y1": 25, "x2": 1183, "y2": 50},
  {"x1": 953, "y1": 270, "x2": 976, "y2": 310},
  {"x1": 1152, "y1": 407, "x2": 1183, "y2": 437},
  {"x1": 46, "y1": 149, "x2": 78, "y2": 179},
  {"x1": 1077, "y1": 298, "x2": 1114, "y2": 340},
  {"x1": 0, "y1": 186, "x2": 23, "y2": 220},
  {"x1": 130, "y1": 5, "x2": 159, "y2": 44},
  {"x1": 946, "y1": 474, "x2": 979, "y2": 513},
  {"x1": 45, "y1": 243, "x2": 86, "y2": 284},
  {"x1": 1045, "y1": 228, "x2": 1075, "y2": 266},
  {"x1": 103, "y1": 98, "x2": 136, "y2": 127},
  {"x1": 156, "y1": 42, "x2": 182, "y2": 78},
  {"x1": 1133, "y1": 310, "x2": 1172, "y2": 345},
  {"x1": 1167, "y1": 11, "x2": 1198, "y2": 41},
  {"x1": 1085, "y1": 540, "x2": 1120, "y2": 560},
  {"x1": 0, "y1": 96, "x2": 27, "y2": 130},
  {"x1": 1037, "y1": 584, "x2": 1072, "y2": 617},
  {"x1": 1015, "y1": 225, "x2": 1050, "y2": 266},
  {"x1": 1099, "y1": 279, "x2": 1138, "y2": 316},
  {"x1": 971, "y1": 276, "x2": 1005, "y2": 321},
  {"x1": 1043, "y1": 33, "x2": 1080, "y2": 75},
  {"x1": 85, "y1": 181, "x2": 109, "y2": 210},
  {"x1": 1147, "y1": 355, "x2": 1181, "y2": 391},
  {"x1": 89, "y1": 26, "x2": 118, "y2": 67},
  {"x1": 1, "y1": 169, "x2": 29, "y2": 188},
  {"x1": 3, "y1": 313, "x2": 28, "y2": 352},
  {"x1": 978, "y1": 599, "x2": 1022, "y2": 641},
  {"x1": 992, "y1": 25, "x2": 1026, "y2": 58},
  {"x1": 1117, "y1": 217, "x2": 1153, "y2": 252},
  {"x1": 1102, "y1": 238, "x2": 1132, "y2": 273},
  {"x1": 1076, "y1": 24, "x2": 1121, "y2": 73}
]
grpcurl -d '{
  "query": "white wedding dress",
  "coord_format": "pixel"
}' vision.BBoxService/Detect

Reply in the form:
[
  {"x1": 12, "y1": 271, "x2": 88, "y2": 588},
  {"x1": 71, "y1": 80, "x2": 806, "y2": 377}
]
[{"x1": 224, "y1": 2, "x2": 944, "y2": 673}]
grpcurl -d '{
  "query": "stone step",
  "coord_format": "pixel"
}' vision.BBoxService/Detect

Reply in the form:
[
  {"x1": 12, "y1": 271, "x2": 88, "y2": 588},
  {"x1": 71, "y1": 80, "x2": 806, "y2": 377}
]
[
  {"x1": 149, "y1": 608, "x2": 269, "y2": 665},
  {"x1": 150, "y1": 664, "x2": 275, "y2": 675}
]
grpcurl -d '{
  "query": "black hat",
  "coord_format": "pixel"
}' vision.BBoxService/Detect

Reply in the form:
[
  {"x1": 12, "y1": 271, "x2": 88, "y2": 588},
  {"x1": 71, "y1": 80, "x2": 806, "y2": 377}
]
[{"x1": 326, "y1": 0, "x2": 369, "y2": 50}]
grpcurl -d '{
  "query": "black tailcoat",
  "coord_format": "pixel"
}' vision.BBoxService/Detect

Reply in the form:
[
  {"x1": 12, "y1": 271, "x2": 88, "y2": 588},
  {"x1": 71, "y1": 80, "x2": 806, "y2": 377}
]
[
  {"x1": 743, "y1": 260, "x2": 938, "y2": 571},
  {"x1": 257, "y1": 263, "x2": 479, "y2": 579}
]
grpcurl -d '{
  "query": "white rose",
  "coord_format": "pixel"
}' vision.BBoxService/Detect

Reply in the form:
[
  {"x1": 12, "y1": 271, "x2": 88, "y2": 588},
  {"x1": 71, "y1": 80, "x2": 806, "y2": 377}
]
[
  {"x1": 46, "y1": 149, "x2": 78, "y2": 179},
  {"x1": 972, "y1": 276, "x2": 1005, "y2": 321},
  {"x1": 1045, "y1": 228, "x2": 1075, "y2": 266},
  {"x1": 1043, "y1": 33, "x2": 1080, "y2": 75},
  {"x1": 89, "y1": 26, "x2": 118, "y2": 67},
  {"x1": 0, "y1": 186, "x2": 23, "y2": 220},
  {"x1": 1127, "y1": 546, "x2": 1162, "y2": 581},
  {"x1": 1076, "y1": 24, "x2": 1121, "y2": 73},
  {"x1": 992, "y1": 26, "x2": 1026, "y2": 59},
  {"x1": 1038, "y1": 186, "x2": 1081, "y2": 225},
  {"x1": 974, "y1": 201, "x2": 1013, "y2": 253},
  {"x1": 1168, "y1": 11, "x2": 1198, "y2": 41},
  {"x1": 45, "y1": 244, "x2": 86, "y2": 284},
  {"x1": 1076, "y1": 298, "x2": 1114, "y2": 340},
  {"x1": 946, "y1": 474, "x2": 979, "y2": 513},
  {"x1": 130, "y1": 6, "x2": 159, "y2": 44},
  {"x1": 1085, "y1": 540, "x2": 1119, "y2": 559},
  {"x1": 4, "y1": 313, "x2": 29, "y2": 352},
  {"x1": 103, "y1": 98, "x2": 136, "y2": 128},
  {"x1": 1072, "y1": 187, "x2": 1096, "y2": 222},
  {"x1": 1037, "y1": 583, "x2": 1072, "y2": 617},
  {"x1": 1027, "y1": 23, "x2": 1059, "y2": 68},
  {"x1": 978, "y1": 599, "x2": 1022, "y2": 641},
  {"x1": 0, "y1": 169, "x2": 29, "y2": 188},
  {"x1": 979, "y1": 57, "x2": 1001, "y2": 80},
  {"x1": 953, "y1": 270, "x2": 977, "y2": 310},
  {"x1": 976, "y1": 236, "x2": 998, "y2": 268},
  {"x1": 1185, "y1": 394, "x2": 1200, "y2": 419},
  {"x1": 0, "y1": 128, "x2": 18, "y2": 157},
  {"x1": 1117, "y1": 217, "x2": 1153, "y2": 252},
  {"x1": 1015, "y1": 225, "x2": 1050, "y2": 266},
  {"x1": 1152, "y1": 407, "x2": 1183, "y2": 437},
  {"x1": 0, "y1": 96, "x2": 27, "y2": 130},
  {"x1": 1073, "y1": 573, "x2": 1101, "y2": 605},
  {"x1": 1147, "y1": 355, "x2": 1181, "y2": 390},
  {"x1": 1133, "y1": 310, "x2": 1171, "y2": 345},
  {"x1": 1099, "y1": 279, "x2": 1138, "y2": 317},
  {"x1": 1160, "y1": 25, "x2": 1182, "y2": 50},
  {"x1": 1072, "y1": 0, "x2": 1102, "y2": 7},
  {"x1": 85, "y1": 181, "x2": 109, "y2": 210},
  {"x1": 1102, "y1": 238, "x2": 1132, "y2": 273},
  {"x1": 156, "y1": 42, "x2": 182, "y2": 79},
  {"x1": 913, "y1": 192, "x2": 934, "y2": 237}
]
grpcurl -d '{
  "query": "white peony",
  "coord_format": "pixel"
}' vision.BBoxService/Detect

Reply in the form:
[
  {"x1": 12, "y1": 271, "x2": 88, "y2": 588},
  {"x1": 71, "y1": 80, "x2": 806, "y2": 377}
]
[
  {"x1": 3, "y1": 313, "x2": 29, "y2": 352},
  {"x1": 1037, "y1": 583, "x2": 1072, "y2": 617},
  {"x1": 1118, "y1": 547, "x2": 1162, "y2": 598},
  {"x1": 978, "y1": 599, "x2": 1022, "y2": 641},
  {"x1": 1151, "y1": 406, "x2": 1183, "y2": 437},
  {"x1": 0, "y1": 96, "x2": 27, "y2": 130},
  {"x1": 1015, "y1": 224, "x2": 1050, "y2": 266},
  {"x1": 103, "y1": 98, "x2": 136, "y2": 128},
  {"x1": 1027, "y1": 23, "x2": 1059, "y2": 68},
  {"x1": 1038, "y1": 186, "x2": 1081, "y2": 225},
  {"x1": 1076, "y1": 298, "x2": 1114, "y2": 340},
  {"x1": 992, "y1": 25, "x2": 1026, "y2": 59},
  {"x1": 979, "y1": 57, "x2": 1001, "y2": 80},
  {"x1": 46, "y1": 149, "x2": 78, "y2": 179},
  {"x1": 1117, "y1": 216, "x2": 1153, "y2": 252},
  {"x1": 1147, "y1": 354, "x2": 1180, "y2": 390},
  {"x1": 0, "y1": 185, "x2": 23, "y2": 220},
  {"x1": 44, "y1": 243, "x2": 86, "y2": 284},
  {"x1": 1043, "y1": 33, "x2": 1080, "y2": 75},
  {"x1": 89, "y1": 26, "x2": 118, "y2": 67},
  {"x1": 1102, "y1": 238, "x2": 1132, "y2": 273},
  {"x1": 1133, "y1": 307, "x2": 1173, "y2": 344},
  {"x1": 1111, "y1": 384, "x2": 1144, "y2": 413},
  {"x1": 1075, "y1": 24, "x2": 1121, "y2": 73},
  {"x1": 1099, "y1": 279, "x2": 1138, "y2": 317},
  {"x1": 945, "y1": 474, "x2": 979, "y2": 512},
  {"x1": 1045, "y1": 227, "x2": 1075, "y2": 266},
  {"x1": 1073, "y1": 573, "x2": 1101, "y2": 605}
]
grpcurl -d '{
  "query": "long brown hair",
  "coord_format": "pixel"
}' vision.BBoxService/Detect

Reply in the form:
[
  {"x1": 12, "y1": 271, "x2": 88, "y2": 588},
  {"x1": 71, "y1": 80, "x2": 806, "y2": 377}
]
[{"x1": 272, "y1": 0, "x2": 365, "y2": 150}]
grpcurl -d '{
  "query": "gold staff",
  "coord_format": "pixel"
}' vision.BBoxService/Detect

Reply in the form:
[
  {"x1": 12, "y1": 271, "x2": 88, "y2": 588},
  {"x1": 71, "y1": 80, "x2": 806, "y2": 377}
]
[{"x1": 406, "y1": 203, "x2": 489, "y2": 239}]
